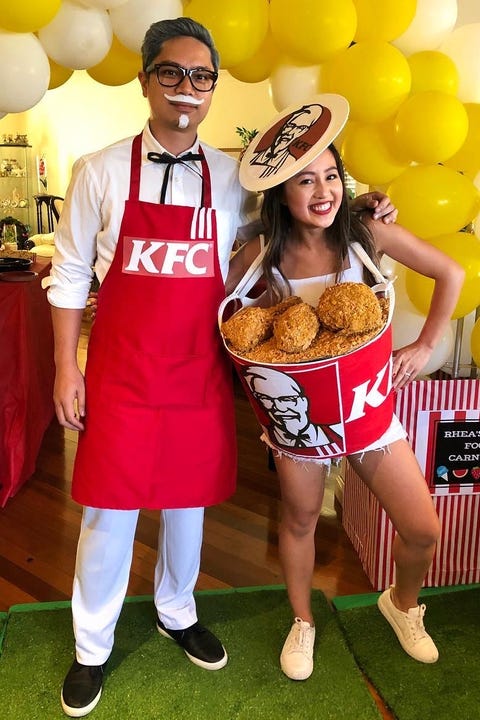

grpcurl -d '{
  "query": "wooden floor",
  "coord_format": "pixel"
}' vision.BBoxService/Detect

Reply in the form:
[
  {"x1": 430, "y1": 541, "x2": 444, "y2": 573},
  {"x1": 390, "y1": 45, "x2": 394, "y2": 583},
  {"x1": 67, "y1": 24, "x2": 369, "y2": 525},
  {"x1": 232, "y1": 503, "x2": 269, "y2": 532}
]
[{"x1": 0, "y1": 322, "x2": 392, "y2": 718}]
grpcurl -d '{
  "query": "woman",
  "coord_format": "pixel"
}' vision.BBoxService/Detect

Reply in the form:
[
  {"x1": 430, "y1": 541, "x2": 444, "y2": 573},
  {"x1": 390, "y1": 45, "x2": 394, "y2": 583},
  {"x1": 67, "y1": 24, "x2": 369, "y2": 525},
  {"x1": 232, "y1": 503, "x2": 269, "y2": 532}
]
[{"x1": 227, "y1": 141, "x2": 464, "y2": 680}]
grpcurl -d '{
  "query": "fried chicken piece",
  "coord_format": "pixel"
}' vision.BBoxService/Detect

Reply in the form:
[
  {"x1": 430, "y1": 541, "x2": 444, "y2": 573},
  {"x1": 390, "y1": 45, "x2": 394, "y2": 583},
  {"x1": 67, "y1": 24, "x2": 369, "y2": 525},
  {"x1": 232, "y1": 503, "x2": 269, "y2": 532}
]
[
  {"x1": 267, "y1": 295, "x2": 302, "y2": 319},
  {"x1": 273, "y1": 302, "x2": 319, "y2": 353},
  {"x1": 221, "y1": 306, "x2": 273, "y2": 353},
  {"x1": 316, "y1": 282, "x2": 383, "y2": 335}
]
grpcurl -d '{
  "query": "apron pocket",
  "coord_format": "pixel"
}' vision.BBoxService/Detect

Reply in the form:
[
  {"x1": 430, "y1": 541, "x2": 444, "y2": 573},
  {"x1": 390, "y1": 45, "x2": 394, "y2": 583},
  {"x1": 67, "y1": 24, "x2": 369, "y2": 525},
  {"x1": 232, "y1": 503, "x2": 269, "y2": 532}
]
[{"x1": 97, "y1": 350, "x2": 210, "y2": 409}]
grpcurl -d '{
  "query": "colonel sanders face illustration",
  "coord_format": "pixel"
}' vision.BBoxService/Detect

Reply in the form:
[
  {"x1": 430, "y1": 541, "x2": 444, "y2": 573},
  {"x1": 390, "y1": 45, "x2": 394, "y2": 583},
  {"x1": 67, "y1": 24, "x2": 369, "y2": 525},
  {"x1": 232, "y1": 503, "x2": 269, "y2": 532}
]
[
  {"x1": 242, "y1": 366, "x2": 343, "y2": 450},
  {"x1": 244, "y1": 366, "x2": 310, "y2": 437},
  {"x1": 249, "y1": 103, "x2": 331, "y2": 178}
]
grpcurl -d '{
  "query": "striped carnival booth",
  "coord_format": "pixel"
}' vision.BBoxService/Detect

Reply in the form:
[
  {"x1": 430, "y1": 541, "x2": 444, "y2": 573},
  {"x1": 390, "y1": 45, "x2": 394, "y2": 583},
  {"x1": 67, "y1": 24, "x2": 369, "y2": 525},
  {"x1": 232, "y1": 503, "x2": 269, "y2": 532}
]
[{"x1": 342, "y1": 379, "x2": 480, "y2": 589}]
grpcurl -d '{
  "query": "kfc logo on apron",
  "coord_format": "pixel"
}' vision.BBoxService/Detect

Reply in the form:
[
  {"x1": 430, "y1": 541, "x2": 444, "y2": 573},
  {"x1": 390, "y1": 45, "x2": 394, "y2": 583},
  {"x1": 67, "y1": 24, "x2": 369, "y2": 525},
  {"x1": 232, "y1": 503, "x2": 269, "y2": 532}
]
[
  {"x1": 123, "y1": 237, "x2": 214, "y2": 277},
  {"x1": 122, "y1": 206, "x2": 216, "y2": 278}
]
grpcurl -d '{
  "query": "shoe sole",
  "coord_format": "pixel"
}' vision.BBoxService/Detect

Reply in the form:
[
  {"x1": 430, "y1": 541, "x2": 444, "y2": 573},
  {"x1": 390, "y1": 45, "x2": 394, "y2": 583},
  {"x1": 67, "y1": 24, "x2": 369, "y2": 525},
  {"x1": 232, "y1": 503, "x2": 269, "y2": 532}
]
[
  {"x1": 157, "y1": 624, "x2": 228, "y2": 670},
  {"x1": 377, "y1": 593, "x2": 438, "y2": 664},
  {"x1": 60, "y1": 687, "x2": 102, "y2": 718},
  {"x1": 280, "y1": 660, "x2": 313, "y2": 681}
]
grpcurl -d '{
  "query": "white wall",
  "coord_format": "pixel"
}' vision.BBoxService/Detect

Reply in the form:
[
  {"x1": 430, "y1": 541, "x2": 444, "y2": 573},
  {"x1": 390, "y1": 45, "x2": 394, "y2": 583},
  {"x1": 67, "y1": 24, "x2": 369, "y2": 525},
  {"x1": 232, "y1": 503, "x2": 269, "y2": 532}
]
[{"x1": 0, "y1": 69, "x2": 275, "y2": 199}]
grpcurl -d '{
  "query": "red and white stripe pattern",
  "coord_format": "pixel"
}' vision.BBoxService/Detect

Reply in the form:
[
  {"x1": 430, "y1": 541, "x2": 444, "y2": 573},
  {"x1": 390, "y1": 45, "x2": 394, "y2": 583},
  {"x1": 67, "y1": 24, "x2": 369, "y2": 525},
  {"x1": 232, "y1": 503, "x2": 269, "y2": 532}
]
[
  {"x1": 342, "y1": 379, "x2": 480, "y2": 589},
  {"x1": 190, "y1": 207, "x2": 214, "y2": 239},
  {"x1": 343, "y1": 463, "x2": 480, "y2": 589},
  {"x1": 395, "y1": 379, "x2": 480, "y2": 495}
]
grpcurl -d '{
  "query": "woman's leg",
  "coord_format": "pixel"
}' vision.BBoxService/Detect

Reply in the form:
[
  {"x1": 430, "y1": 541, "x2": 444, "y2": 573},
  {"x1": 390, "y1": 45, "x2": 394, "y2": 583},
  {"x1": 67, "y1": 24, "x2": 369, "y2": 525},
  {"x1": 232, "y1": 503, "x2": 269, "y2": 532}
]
[
  {"x1": 348, "y1": 439, "x2": 440, "y2": 662},
  {"x1": 275, "y1": 454, "x2": 327, "y2": 679},
  {"x1": 275, "y1": 454, "x2": 328, "y2": 624},
  {"x1": 348, "y1": 440, "x2": 439, "y2": 609}
]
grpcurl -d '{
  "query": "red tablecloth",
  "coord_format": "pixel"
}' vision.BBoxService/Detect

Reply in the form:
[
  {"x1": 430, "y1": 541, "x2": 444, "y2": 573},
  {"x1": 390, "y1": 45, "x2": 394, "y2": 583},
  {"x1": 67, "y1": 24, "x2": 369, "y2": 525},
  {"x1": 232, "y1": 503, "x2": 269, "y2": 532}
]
[{"x1": 0, "y1": 258, "x2": 55, "y2": 506}]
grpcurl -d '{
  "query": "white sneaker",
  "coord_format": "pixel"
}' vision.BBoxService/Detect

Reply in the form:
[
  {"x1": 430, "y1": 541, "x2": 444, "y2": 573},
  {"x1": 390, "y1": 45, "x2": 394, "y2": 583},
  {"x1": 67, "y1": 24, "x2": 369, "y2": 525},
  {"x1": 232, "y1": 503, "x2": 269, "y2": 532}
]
[
  {"x1": 377, "y1": 586, "x2": 439, "y2": 663},
  {"x1": 280, "y1": 617, "x2": 315, "y2": 680}
]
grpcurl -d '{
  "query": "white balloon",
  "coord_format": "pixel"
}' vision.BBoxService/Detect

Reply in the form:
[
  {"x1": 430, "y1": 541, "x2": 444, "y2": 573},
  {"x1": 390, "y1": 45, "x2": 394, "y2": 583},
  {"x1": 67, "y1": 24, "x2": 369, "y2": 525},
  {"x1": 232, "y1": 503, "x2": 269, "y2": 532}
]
[
  {"x1": 0, "y1": 32, "x2": 50, "y2": 113},
  {"x1": 77, "y1": 0, "x2": 128, "y2": 7},
  {"x1": 440, "y1": 24, "x2": 480, "y2": 103},
  {"x1": 392, "y1": 301, "x2": 455, "y2": 375},
  {"x1": 393, "y1": 0, "x2": 457, "y2": 56},
  {"x1": 269, "y1": 60, "x2": 322, "y2": 112},
  {"x1": 38, "y1": 1, "x2": 113, "y2": 70},
  {"x1": 110, "y1": 0, "x2": 183, "y2": 55}
]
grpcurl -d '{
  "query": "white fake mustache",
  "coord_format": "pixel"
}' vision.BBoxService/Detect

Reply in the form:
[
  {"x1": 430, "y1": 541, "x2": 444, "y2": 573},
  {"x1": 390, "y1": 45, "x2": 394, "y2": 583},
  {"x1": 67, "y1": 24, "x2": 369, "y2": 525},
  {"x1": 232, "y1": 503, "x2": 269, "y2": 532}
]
[{"x1": 164, "y1": 93, "x2": 205, "y2": 106}]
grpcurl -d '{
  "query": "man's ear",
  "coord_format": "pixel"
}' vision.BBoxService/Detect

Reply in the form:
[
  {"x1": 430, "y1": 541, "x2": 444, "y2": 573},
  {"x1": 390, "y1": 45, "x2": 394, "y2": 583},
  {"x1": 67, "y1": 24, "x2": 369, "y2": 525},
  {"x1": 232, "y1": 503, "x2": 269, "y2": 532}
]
[{"x1": 138, "y1": 71, "x2": 148, "y2": 98}]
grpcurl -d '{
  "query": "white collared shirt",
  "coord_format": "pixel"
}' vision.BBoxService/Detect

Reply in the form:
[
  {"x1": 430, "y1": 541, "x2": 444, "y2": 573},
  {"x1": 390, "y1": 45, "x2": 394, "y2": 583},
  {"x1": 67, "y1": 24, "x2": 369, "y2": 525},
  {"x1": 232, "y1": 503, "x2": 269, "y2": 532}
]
[{"x1": 47, "y1": 122, "x2": 256, "y2": 308}]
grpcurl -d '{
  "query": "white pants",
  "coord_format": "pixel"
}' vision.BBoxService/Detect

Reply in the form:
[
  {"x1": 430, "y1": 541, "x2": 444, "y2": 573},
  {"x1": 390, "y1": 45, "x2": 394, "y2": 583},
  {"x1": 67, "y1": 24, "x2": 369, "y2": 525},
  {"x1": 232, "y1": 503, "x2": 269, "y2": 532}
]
[{"x1": 72, "y1": 506, "x2": 204, "y2": 665}]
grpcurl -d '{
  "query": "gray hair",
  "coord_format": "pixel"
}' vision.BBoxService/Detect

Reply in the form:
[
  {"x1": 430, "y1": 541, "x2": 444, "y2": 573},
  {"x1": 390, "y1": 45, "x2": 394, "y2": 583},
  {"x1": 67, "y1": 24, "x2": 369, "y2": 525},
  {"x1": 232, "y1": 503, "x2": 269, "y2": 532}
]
[{"x1": 141, "y1": 17, "x2": 220, "y2": 72}]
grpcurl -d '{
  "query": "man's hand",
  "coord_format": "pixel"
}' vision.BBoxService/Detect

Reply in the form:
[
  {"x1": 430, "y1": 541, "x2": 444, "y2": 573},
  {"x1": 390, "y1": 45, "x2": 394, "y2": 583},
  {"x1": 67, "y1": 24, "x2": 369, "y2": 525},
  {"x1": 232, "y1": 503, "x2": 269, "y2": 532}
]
[
  {"x1": 53, "y1": 365, "x2": 86, "y2": 431},
  {"x1": 351, "y1": 191, "x2": 398, "y2": 224}
]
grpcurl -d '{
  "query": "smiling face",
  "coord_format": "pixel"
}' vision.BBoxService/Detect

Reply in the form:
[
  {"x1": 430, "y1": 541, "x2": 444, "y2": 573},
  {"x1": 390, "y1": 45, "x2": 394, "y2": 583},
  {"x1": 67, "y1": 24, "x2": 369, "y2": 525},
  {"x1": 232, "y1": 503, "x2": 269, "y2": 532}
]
[
  {"x1": 138, "y1": 36, "x2": 215, "y2": 143},
  {"x1": 282, "y1": 148, "x2": 344, "y2": 230}
]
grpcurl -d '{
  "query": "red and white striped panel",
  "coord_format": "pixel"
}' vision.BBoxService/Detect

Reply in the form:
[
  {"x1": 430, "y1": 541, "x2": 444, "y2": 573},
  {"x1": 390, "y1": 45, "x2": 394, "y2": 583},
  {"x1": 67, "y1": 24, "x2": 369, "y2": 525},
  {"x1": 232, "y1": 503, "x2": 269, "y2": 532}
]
[
  {"x1": 342, "y1": 463, "x2": 480, "y2": 589},
  {"x1": 395, "y1": 379, "x2": 480, "y2": 495}
]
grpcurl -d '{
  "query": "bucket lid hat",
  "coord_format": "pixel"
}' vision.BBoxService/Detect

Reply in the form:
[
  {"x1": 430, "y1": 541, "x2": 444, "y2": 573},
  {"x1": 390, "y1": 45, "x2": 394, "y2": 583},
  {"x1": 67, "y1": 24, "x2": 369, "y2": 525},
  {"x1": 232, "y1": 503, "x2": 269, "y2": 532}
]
[{"x1": 239, "y1": 93, "x2": 349, "y2": 192}]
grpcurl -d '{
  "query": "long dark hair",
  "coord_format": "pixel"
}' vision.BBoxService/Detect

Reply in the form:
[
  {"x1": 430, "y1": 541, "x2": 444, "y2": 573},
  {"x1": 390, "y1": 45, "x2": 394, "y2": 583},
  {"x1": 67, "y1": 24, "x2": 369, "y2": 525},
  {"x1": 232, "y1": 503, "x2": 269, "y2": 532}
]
[{"x1": 260, "y1": 143, "x2": 380, "y2": 302}]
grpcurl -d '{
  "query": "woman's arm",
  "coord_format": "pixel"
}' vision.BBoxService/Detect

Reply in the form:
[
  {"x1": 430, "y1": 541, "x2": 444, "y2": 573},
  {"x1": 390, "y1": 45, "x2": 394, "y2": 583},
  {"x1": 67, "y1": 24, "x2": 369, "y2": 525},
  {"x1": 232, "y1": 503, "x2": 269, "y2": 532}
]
[{"x1": 367, "y1": 217, "x2": 465, "y2": 388}]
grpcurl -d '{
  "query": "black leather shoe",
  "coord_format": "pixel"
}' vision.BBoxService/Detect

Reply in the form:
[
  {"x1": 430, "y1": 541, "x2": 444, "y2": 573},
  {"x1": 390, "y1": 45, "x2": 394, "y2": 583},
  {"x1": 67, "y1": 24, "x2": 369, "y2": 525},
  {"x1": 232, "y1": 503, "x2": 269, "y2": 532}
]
[
  {"x1": 61, "y1": 659, "x2": 104, "y2": 717},
  {"x1": 157, "y1": 620, "x2": 228, "y2": 670}
]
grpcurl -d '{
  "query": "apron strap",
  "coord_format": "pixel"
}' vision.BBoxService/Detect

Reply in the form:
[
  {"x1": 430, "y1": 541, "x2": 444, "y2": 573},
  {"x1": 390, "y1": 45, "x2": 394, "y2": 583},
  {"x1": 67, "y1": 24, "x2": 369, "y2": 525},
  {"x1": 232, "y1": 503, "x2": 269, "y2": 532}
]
[
  {"x1": 129, "y1": 133, "x2": 143, "y2": 201},
  {"x1": 128, "y1": 134, "x2": 212, "y2": 207}
]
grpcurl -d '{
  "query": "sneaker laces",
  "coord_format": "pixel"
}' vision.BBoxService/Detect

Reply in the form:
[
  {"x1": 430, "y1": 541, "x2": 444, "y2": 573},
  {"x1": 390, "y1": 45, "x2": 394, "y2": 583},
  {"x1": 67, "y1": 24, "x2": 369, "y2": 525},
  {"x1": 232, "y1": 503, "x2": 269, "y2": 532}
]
[
  {"x1": 405, "y1": 604, "x2": 429, "y2": 643},
  {"x1": 286, "y1": 618, "x2": 314, "y2": 656}
]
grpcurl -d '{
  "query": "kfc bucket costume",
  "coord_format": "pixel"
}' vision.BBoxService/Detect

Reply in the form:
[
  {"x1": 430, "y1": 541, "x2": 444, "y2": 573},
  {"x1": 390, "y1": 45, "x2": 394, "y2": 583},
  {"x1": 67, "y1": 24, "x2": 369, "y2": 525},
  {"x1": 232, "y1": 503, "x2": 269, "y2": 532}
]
[{"x1": 221, "y1": 94, "x2": 405, "y2": 464}]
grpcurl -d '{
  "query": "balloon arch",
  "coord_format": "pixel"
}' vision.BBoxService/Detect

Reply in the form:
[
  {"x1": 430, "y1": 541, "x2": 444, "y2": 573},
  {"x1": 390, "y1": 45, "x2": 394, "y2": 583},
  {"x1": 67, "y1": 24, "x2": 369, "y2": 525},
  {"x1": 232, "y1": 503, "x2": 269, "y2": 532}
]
[{"x1": 1, "y1": 0, "x2": 480, "y2": 374}]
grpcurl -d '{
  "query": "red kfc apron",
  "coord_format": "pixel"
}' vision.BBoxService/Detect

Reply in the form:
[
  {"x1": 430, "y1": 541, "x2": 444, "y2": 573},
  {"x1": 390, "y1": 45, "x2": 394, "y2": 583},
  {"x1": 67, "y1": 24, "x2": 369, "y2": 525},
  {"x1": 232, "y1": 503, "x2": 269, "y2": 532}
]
[{"x1": 72, "y1": 134, "x2": 237, "y2": 509}]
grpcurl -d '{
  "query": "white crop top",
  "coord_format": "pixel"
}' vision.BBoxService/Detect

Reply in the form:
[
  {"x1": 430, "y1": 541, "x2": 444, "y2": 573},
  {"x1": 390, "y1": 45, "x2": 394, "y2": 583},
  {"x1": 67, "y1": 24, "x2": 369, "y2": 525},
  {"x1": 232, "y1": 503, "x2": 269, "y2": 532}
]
[{"x1": 273, "y1": 246, "x2": 366, "y2": 307}]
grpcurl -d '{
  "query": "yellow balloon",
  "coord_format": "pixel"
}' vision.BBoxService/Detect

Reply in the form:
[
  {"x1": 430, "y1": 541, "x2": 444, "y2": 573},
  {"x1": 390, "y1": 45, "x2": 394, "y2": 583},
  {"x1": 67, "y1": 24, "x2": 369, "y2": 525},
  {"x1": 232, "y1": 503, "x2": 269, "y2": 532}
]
[
  {"x1": 323, "y1": 42, "x2": 411, "y2": 123},
  {"x1": 87, "y1": 36, "x2": 141, "y2": 87},
  {"x1": 406, "y1": 232, "x2": 480, "y2": 320},
  {"x1": 470, "y1": 316, "x2": 480, "y2": 368},
  {"x1": 408, "y1": 51, "x2": 459, "y2": 96},
  {"x1": 387, "y1": 165, "x2": 480, "y2": 238},
  {"x1": 0, "y1": 0, "x2": 61, "y2": 32},
  {"x1": 341, "y1": 121, "x2": 408, "y2": 185},
  {"x1": 444, "y1": 103, "x2": 480, "y2": 179},
  {"x1": 353, "y1": 0, "x2": 416, "y2": 42},
  {"x1": 393, "y1": 91, "x2": 469, "y2": 165},
  {"x1": 188, "y1": 0, "x2": 269, "y2": 69},
  {"x1": 48, "y1": 58, "x2": 74, "y2": 91},
  {"x1": 269, "y1": 0, "x2": 357, "y2": 65},
  {"x1": 228, "y1": 33, "x2": 280, "y2": 83}
]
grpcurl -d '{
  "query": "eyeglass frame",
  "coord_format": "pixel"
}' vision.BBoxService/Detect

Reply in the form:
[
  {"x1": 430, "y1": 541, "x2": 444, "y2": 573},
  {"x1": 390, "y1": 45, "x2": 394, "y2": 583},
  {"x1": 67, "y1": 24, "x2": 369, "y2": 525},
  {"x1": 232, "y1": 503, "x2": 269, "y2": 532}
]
[{"x1": 145, "y1": 62, "x2": 218, "y2": 92}]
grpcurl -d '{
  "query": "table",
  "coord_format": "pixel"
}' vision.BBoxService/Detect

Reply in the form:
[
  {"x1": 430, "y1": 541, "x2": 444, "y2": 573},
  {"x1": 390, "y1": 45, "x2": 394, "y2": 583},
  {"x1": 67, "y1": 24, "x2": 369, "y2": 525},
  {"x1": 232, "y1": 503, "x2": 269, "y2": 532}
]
[{"x1": 0, "y1": 257, "x2": 55, "y2": 506}]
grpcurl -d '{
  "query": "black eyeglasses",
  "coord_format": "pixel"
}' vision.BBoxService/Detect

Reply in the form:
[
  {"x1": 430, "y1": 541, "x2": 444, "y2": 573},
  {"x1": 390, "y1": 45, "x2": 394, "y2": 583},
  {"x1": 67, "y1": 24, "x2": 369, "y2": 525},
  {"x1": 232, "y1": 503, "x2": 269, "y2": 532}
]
[{"x1": 145, "y1": 62, "x2": 218, "y2": 92}]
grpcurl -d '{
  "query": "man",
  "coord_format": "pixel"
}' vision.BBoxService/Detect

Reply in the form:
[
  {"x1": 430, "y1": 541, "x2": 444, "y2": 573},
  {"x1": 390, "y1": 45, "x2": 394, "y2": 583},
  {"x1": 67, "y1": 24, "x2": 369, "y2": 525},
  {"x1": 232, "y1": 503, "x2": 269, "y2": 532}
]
[
  {"x1": 48, "y1": 17, "x2": 255, "y2": 718},
  {"x1": 47, "y1": 16, "x2": 397, "y2": 718}
]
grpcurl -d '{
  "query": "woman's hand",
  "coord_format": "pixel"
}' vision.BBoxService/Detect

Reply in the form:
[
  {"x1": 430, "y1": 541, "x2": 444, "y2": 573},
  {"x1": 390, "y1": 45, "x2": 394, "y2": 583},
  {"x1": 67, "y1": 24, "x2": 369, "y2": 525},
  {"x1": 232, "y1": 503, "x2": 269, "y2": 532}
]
[
  {"x1": 351, "y1": 191, "x2": 398, "y2": 224},
  {"x1": 392, "y1": 342, "x2": 432, "y2": 390}
]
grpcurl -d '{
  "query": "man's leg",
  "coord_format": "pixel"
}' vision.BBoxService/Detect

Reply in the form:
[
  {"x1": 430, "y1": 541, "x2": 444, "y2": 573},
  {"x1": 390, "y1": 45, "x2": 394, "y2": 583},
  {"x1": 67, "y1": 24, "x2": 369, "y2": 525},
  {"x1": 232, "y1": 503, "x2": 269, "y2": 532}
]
[
  {"x1": 154, "y1": 507, "x2": 227, "y2": 670},
  {"x1": 61, "y1": 507, "x2": 139, "y2": 717}
]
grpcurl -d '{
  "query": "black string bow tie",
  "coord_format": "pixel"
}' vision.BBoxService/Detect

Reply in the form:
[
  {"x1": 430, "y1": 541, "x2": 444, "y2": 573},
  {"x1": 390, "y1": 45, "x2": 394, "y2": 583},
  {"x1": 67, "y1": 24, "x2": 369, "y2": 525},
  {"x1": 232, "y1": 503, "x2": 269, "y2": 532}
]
[
  {"x1": 147, "y1": 151, "x2": 202, "y2": 164},
  {"x1": 147, "y1": 151, "x2": 203, "y2": 203}
]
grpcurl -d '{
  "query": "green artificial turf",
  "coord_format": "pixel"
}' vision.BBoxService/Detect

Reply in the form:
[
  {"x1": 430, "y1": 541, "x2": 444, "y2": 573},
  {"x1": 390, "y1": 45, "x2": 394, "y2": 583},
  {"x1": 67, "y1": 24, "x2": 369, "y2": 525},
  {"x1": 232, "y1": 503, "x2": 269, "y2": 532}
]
[
  {"x1": 333, "y1": 585, "x2": 480, "y2": 720},
  {"x1": 0, "y1": 587, "x2": 381, "y2": 720}
]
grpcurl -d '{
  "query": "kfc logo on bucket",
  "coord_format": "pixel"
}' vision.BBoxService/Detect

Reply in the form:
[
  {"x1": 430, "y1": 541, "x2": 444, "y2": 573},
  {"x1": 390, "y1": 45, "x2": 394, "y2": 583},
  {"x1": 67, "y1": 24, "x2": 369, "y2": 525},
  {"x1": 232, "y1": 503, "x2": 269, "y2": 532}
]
[
  {"x1": 123, "y1": 236, "x2": 214, "y2": 278},
  {"x1": 234, "y1": 324, "x2": 394, "y2": 461}
]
